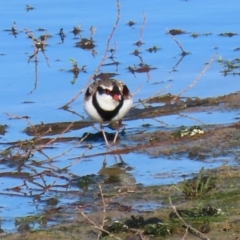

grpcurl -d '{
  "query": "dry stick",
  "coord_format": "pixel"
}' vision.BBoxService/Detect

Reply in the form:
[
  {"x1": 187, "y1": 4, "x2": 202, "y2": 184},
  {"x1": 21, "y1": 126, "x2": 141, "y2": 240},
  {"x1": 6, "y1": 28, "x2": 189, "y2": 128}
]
[
  {"x1": 4, "y1": 113, "x2": 87, "y2": 166},
  {"x1": 182, "y1": 226, "x2": 189, "y2": 240},
  {"x1": 137, "y1": 83, "x2": 172, "y2": 107},
  {"x1": 80, "y1": 184, "x2": 124, "y2": 240},
  {"x1": 107, "y1": 42, "x2": 119, "y2": 71},
  {"x1": 34, "y1": 123, "x2": 91, "y2": 169},
  {"x1": 109, "y1": 42, "x2": 117, "y2": 59},
  {"x1": 32, "y1": 31, "x2": 50, "y2": 67},
  {"x1": 35, "y1": 121, "x2": 75, "y2": 151},
  {"x1": 29, "y1": 175, "x2": 58, "y2": 193},
  {"x1": 128, "y1": 229, "x2": 146, "y2": 240},
  {"x1": 4, "y1": 112, "x2": 53, "y2": 144},
  {"x1": 31, "y1": 56, "x2": 38, "y2": 94},
  {"x1": 178, "y1": 113, "x2": 205, "y2": 126},
  {"x1": 80, "y1": 211, "x2": 122, "y2": 240},
  {"x1": 60, "y1": 0, "x2": 121, "y2": 153},
  {"x1": 36, "y1": 137, "x2": 90, "y2": 171},
  {"x1": 132, "y1": 13, "x2": 148, "y2": 82},
  {"x1": 98, "y1": 185, "x2": 107, "y2": 240},
  {"x1": 5, "y1": 112, "x2": 35, "y2": 128},
  {"x1": 169, "y1": 197, "x2": 210, "y2": 240},
  {"x1": 167, "y1": 30, "x2": 187, "y2": 55},
  {"x1": 170, "y1": 54, "x2": 185, "y2": 74},
  {"x1": 60, "y1": 140, "x2": 91, "y2": 169},
  {"x1": 41, "y1": 132, "x2": 90, "y2": 162},
  {"x1": 25, "y1": 29, "x2": 50, "y2": 67},
  {"x1": 71, "y1": 138, "x2": 170, "y2": 159},
  {"x1": 131, "y1": 84, "x2": 142, "y2": 102},
  {"x1": 151, "y1": 117, "x2": 168, "y2": 126},
  {"x1": 61, "y1": 0, "x2": 121, "y2": 109},
  {"x1": 28, "y1": 31, "x2": 41, "y2": 93},
  {"x1": 134, "y1": 84, "x2": 171, "y2": 126},
  {"x1": 136, "y1": 12, "x2": 147, "y2": 52},
  {"x1": 21, "y1": 121, "x2": 75, "y2": 165},
  {"x1": 171, "y1": 53, "x2": 217, "y2": 104},
  {"x1": 40, "y1": 35, "x2": 50, "y2": 67}
]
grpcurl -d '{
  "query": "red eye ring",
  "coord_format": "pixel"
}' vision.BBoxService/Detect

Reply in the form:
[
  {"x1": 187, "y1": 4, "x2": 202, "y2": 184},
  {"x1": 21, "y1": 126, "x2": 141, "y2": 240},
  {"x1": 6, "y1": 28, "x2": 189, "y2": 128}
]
[{"x1": 104, "y1": 89, "x2": 110, "y2": 94}]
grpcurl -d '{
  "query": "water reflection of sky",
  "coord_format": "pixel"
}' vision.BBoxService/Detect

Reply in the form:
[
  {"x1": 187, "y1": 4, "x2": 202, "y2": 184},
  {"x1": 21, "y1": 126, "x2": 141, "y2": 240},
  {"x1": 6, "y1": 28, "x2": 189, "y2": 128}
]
[{"x1": 0, "y1": 0, "x2": 240, "y2": 232}]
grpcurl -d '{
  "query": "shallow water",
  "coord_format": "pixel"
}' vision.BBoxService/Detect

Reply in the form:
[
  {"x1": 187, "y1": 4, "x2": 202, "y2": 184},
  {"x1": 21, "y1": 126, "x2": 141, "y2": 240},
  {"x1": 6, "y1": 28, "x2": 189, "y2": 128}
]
[{"x1": 0, "y1": 0, "x2": 240, "y2": 232}]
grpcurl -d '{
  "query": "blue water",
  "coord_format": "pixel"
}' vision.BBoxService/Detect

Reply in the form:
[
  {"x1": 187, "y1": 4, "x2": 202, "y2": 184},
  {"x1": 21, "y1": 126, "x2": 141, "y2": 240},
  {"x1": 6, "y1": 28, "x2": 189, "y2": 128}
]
[{"x1": 0, "y1": 0, "x2": 240, "y2": 232}]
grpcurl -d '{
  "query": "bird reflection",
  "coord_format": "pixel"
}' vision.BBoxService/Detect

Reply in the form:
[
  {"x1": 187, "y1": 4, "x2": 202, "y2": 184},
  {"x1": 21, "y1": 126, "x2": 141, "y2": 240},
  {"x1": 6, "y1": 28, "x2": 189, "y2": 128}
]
[{"x1": 98, "y1": 155, "x2": 135, "y2": 187}]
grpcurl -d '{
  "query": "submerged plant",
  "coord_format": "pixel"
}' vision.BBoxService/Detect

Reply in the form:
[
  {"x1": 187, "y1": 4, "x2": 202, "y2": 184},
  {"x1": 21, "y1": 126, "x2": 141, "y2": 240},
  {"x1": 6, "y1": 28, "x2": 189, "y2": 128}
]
[{"x1": 171, "y1": 126, "x2": 204, "y2": 138}]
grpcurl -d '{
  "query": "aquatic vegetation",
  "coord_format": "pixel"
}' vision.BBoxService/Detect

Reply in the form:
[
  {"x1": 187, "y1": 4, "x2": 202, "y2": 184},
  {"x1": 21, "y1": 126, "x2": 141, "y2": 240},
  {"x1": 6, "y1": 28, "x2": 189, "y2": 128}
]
[{"x1": 182, "y1": 167, "x2": 213, "y2": 199}]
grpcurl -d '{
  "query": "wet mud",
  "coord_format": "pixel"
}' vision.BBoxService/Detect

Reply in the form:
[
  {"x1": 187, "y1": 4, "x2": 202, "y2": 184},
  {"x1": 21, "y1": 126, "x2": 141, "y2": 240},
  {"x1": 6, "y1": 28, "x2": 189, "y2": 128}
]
[{"x1": 1, "y1": 92, "x2": 240, "y2": 239}]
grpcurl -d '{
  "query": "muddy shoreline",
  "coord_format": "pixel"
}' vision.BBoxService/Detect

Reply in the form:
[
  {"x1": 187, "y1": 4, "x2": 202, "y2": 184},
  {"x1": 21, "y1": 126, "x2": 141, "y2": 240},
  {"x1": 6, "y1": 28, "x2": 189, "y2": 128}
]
[
  {"x1": 1, "y1": 92, "x2": 240, "y2": 239},
  {"x1": 2, "y1": 165, "x2": 240, "y2": 240}
]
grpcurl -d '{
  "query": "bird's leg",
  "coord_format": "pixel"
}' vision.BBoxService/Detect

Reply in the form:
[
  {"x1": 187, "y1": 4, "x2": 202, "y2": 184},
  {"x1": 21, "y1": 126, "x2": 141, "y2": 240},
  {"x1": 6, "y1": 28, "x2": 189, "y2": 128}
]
[
  {"x1": 113, "y1": 154, "x2": 118, "y2": 163},
  {"x1": 100, "y1": 124, "x2": 110, "y2": 148},
  {"x1": 118, "y1": 154, "x2": 124, "y2": 164},
  {"x1": 102, "y1": 154, "x2": 107, "y2": 167},
  {"x1": 100, "y1": 124, "x2": 110, "y2": 166},
  {"x1": 113, "y1": 120, "x2": 121, "y2": 144}
]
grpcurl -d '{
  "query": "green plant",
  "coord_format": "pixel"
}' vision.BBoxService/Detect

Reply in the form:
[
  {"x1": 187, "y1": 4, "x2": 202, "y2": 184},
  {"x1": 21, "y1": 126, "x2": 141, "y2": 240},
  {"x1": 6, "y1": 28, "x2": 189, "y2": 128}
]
[{"x1": 182, "y1": 167, "x2": 213, "y2": 199}]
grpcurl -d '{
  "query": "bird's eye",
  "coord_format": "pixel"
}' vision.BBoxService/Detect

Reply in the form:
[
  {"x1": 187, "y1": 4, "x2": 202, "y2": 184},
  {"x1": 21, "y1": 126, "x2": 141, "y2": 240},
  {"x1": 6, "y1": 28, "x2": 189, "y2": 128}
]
[{"x1": 104, "y1": 89, "x2": 110, "y2": 94}]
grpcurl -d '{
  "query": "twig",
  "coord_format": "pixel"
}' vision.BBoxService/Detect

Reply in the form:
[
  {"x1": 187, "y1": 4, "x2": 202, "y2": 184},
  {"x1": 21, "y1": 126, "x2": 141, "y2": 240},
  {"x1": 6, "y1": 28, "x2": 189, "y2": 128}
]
[
  {"x1": 169, "y1": 54, "x2": 185, "y2": 73},
  {"x1": 24, "y1": 29, "x2": 50, "y2": 93},
  {"x1": 178, "y1": 113, "x2": 205, "y2": 126},
  {"x1": 171, "y1": 53, "x2": 217, "y2": 103},
  {"x1": 35, "y1": 121, "x2": 75, "y2": 150},
  {"x1": 137, "y1": 83, "x2": 171, "y2": 107},
  {"x1": 169, "y1": 197, "x2": 210, "y2": 240},
  {"x1": 80, "y1": 211, "x2": 122, "y2": 240},
  {"x1": 151, "y1": 117, "x2": 168, "y2": 126},
  {"x1": 4, "y1": 112, "x2": 52, "y2": 146},
  {"x1": 4, "y1": 112, "x2": 88, "y2": 168},
  {"x1": 109, "y1": 42, "x2": 117, "y2": 59},
  {"x1": 182, "y1": 226, "x2": 189, "y2": 240},
  {"x1": 30, "y1": 56, "x2": 38, "y2": 94},
  {"x1": 61, "y1": 0, "x2": 121, "y2": 109},
  {"x1": 60, "y1": 139, "x2": 91, "y2": 169},
  {"x1": 128, "y1": 228, "x2": 146, "y2": 240},
  {"x1": 5, "y1": 112, "x2": 34, "y2": 128},
  {"x1": 136, "y1": 12, "x2": 147, "y2": 52},
  {"x1": 98, "y1": 185, "x2": 107, "y2": 239},
  {"x1": 99, "y1": 185, "x2": 107, "y2": 226},
  {"x1": 167, "y1": 30, "x2": 187, "y2": 55},
  {"x1": 38, "y1": 134, "x2": 90, "y2": 165},
  {"x1": 80, "y1": 184, "x2": 124, "y2": 240}
]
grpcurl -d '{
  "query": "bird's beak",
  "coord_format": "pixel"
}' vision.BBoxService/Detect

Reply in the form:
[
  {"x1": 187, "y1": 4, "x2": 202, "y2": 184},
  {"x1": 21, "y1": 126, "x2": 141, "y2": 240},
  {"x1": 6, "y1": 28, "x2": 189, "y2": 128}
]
[{"x1": 113, "y1": 94, "x2": 121, "y2": 101}]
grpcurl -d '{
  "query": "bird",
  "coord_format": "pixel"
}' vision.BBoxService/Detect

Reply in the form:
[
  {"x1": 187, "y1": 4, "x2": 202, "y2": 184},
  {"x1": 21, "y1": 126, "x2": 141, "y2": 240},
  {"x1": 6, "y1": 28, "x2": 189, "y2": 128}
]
[{"x1": 84, "y1": 78, "x2": 132, "y2": 146}]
